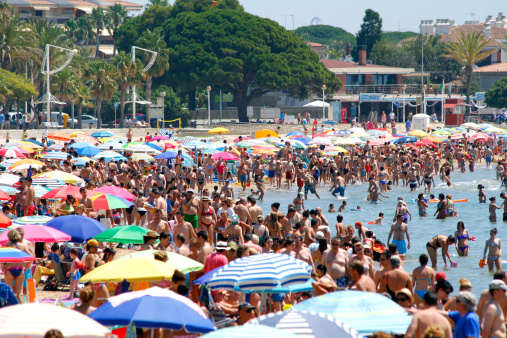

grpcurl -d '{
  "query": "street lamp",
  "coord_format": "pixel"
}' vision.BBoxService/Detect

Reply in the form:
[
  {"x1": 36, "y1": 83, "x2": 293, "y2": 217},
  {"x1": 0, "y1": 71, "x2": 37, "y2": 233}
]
[
  {"x1": 206, "y1": 86, "x2": 211, "y2": 125},
  {"x1": 321, "y1": 85, "x2": 326, "y2": 123},
  {"x1": 421, "y1": 39, "x2": 427, "y2": 113},
  {"x1": 402, "y1": 84, "x2": 406, "y2": 123},
  {"x1": 422, "y1": 85, "x2": 427, "y2": 114}
]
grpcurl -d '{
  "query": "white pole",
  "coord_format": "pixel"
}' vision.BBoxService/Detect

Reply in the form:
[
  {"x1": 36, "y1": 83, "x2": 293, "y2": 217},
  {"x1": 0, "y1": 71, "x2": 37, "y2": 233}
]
[
  {"x1": 46, "y1": 45, "x2": 50, "y2": 124},
  {"x1": 132, "y1": 49, "x2": 136, "y2": 122},
  {"x1": 322, "y1": 85, "x2": 326, "y2": 124},
  {"x1": 402, "y1": 85, "x2": 406, "y2": 124},
  {"x1": 441, "y1": 81, "x2": 445, "y2": 123},
  {"x1": 206, "y1": 86, "x2": 211, "y2": 126},
  {"x1": 421, "y1": 41, "x2": 424, "y2": 114}
]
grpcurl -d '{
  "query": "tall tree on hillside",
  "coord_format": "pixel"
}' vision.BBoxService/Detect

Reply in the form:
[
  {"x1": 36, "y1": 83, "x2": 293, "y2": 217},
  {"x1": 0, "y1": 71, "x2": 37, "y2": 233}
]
[
  {"x1": 84, "y1": 59, "x2": 117, "y2": 127},
  {"x1": 443, "y1": 32, "x2": 496, "y2": 113},
  {"x1": 108, "y1": 4, "x2": 128, "y2": 56},
  {"x1": 77, "y1": 15, "x2": 95, "y2": 46},
  {"x1": 171, "y1": 0, "x2": 243, "y2": 16},
  {"x1": 112, "y1": 51, "x2": 144, "y2": 128},
  {"x1": 0, "y1": 8, "x2": 33, "y2": 71},
  {"x1": 91, "y1": 8, "x2": 110, "y2": 58},
  {"x1": 355, "y1": 9, "x2": 382, "y2": 60},
  {"x1": 135, "y1": 27, "x2": 170, "y2": 122}
]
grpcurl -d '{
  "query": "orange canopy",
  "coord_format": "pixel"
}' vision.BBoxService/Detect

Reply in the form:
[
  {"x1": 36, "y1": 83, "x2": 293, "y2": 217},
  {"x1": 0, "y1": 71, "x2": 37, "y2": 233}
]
[
  {"x1": 48, "y1": 132, "x2": 72, "y2": 142},
  {"x1": 254, "y1": 130, "x2": 278, "y2": 139}
]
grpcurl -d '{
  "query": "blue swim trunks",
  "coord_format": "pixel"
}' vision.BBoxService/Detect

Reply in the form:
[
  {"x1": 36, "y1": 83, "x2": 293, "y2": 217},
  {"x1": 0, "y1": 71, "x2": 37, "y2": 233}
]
[
  {"x1": 334, "y1": 275, "x2": 347, "y2": 288},
  {"x1": 304, "y1": 184, "x2": 316, "y2": 194},
  {"x1": 486, "y1": 156, "x2": 492, "y2": 163},
  {"x1": 392, "y1": 239, "x2": 407, "y2": 254},
  {"x1": 268, "y1": 170, "x2": 275, "y2": 178},
  {"x1": 332, "y1": 186, "x2": 345, "y2": 197},
  {"x1": 240, "y1": 174, "x2": 248, "y2": 183}
]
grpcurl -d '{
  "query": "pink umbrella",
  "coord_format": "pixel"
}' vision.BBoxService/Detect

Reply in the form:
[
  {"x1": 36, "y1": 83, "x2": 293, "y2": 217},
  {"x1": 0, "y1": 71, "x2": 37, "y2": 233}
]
[
  {"x1": 93, "y1": 186, "x2": 136, "y2": 202},
  {"x1": 0, "y1": 224, "x2": 71, "y2": 244},
  {"x1": 151, "y1": 136, "x2": 170, "y2": 141},
  {"x1": 74, "y1": 133, "x2": 99, "y2": 146},
  {"x1": 211, "y1": 152, "x2": 239, "y2": 161},
  {"x1": 0, "y1": 148, "x2": 26, "y2": 159},
  {"x1": 233, "y1": 136, "x2": 252, "y2": 142}
]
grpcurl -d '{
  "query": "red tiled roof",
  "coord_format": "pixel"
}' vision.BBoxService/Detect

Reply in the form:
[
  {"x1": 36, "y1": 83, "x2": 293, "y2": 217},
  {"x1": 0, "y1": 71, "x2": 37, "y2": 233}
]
[
  {"x1": 473, "y1": 62, "x2": 507, "y2": 73},
  {"x1": 105, "y1": 0, "x2": 142, "y2": 6},
  {"x1": 307, "y1": 42, "x2": 324, "y2": 47},
  {"x1": 438, "y1": 24, "x2": 506, "y2": 48},
  {"x1": 320, "y1": 59, "x2": 393, "y2": 69}
]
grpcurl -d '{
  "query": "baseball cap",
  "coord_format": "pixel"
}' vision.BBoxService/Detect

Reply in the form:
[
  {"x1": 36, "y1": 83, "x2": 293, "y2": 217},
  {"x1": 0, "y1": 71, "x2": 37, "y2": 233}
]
[
  {"x1": 227, "y1": 241, "x2": 238, "y2": 251},
  {"x1": 238, "y1": 302, "x2": 256, "y2": 311},
  {"x1": 316, "y1": 231, "x2": 325, "y2": 239},
  {"x1": 435, "y1": 271, "x2": 446, "y2": 282},
  {"x1": 216, "y1": 241, "x2": 230, "y2": 250},
  {"x1": 490, "y1": 280, "x2": 507, "y2": 290}
]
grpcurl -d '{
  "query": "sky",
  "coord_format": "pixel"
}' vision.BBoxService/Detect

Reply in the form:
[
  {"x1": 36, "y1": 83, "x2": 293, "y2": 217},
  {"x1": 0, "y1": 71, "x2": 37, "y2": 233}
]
[{"x1": 132, "y1": 0, "x2": 506, "y2": 34}]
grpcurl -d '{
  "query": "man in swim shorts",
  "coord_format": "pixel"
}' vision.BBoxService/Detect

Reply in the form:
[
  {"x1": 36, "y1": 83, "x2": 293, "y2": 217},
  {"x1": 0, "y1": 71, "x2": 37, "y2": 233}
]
[
  {"x1": 182, "y1": 188, "x2": 199, "y2": 229},
  {"x1": 387, "y1": 214, "x2": 410, "y2": 255}
]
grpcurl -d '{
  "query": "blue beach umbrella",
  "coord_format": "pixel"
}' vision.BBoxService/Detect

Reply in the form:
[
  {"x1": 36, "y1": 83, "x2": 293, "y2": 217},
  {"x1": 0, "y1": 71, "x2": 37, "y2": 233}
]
[
  {"x1": 286, "y1": 131, "x2": 304, "y2": 137},
  {"x1": 77, "y1": 146, "x2": 100, "y2": 157},
  {"x1": 208, "y1": 253, "x2": 312, "y2": 291},
  {"x1": 68, "y1": 142, "x2": 92, "y2": 149},
  {"x1": 154, "y1": 151, "x2": 194, "y2": 166},
  {"x1": 291, "y1": 136, "x2": 312, "y2": 145},
  {"x1": 392, "y1": 136, "x2": 418, "y2": 144},
  {"x1": 40, "y1": 151, "x2": 71, "y2": 160},
  {"x1": 91, "y1": 131, "x2": 115, "y2": 138},
  {"x1": 45, "y1": 215, "x2": 107, "y2": 243},
  {"x1": 291, "y1": 290, "x2": 411, "y2": 335},
  {"x1": 23, "y1": 139, "x2": 44, "y2": 146},
  {"x1": 89, "y1": 287, "x2": 215, "y2": 333},
  {"x1": 247, "y1": 311, "x2": 363, "y2": 338},
  {"x1": 144, "y1": 143, "x2": 162, "y2": 151}
]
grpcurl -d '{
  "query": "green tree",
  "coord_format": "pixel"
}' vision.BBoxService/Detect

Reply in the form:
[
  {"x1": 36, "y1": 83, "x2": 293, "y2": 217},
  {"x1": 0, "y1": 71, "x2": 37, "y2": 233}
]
[
  {"x1": 355, "y1": 9, "x2": 382, "y2": 60},
  {"x1": 171, "y1": 0, "x2": 243, "y2": 16},
  {"x1": 0, "y1": 68, "x2": 37, "y2": 101},
  {"x1": 0, "y1": 8, "x2": 33, "y2": 70},
  {"x1": 147, "y1": 0, "x2": 170, "y2": 7},
  {"x1": 84, "y1": 59, "x2": 117, "y2": 128},
  {"x1": 72, "y1": 82, "x2": 93, "y2": 129},
  {"x1": 152, "y1": 85, "x2": 189, "y2": 126},
  {"x1": 294, "y1": 25, "x2": 355, "y2": 47},
  {"x1": 77, "y1": 15, "x2": 95, "y2": 46},
  {"x1": 163, "y1": 10, "x2": 341, "y2": 122},
  {"x1": 381, "y1": 31, "x2": 418, "y2": 44},
  {"x1": 443, "y1": 32, "x2": 496, "y2": 111},
  {"x1": 51, "y1": 68, "x2": 78, "y2": 125},
  {"x1": 485, "y1": 77, "x2": 507, "y2": 108},
  {"x1": 108, "y1": 4, "x2": 128, "y2": 56},
  {"x1": 91, "y1": 8, "x2": 111, "y2": 58},
  {"x1": 135, "y1": 27, "x2": 170, "y2": 122},
  {"x1": 112, "y1": 51, "x2": 144, "y2": 128}
]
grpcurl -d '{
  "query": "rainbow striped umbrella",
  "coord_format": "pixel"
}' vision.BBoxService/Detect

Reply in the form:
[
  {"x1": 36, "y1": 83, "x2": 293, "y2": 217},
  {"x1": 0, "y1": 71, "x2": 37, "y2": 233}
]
[
  {"x1": 91, "y1": 194, "x2": 133, "y2": 210},
  {"x1": 291, "y1": 290, "x2": 411, "y2": 335},
  {"x1": 0, "y1": 247, "x2": 35, "y2": 262}
]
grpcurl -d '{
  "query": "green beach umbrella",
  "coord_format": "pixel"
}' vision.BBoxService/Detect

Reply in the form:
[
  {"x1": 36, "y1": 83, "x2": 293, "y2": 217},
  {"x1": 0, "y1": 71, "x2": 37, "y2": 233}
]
[
  {"x1": 93, "y1": 225, "x2": 153, "y2": 244},
  {"x1": 122, "y1": 142, "x2": 143, "y2": 149},
  {"x1": 90, "y1": 194, "x2": 133, "y2": 210},
  {"x1": 118, "y1": 249, "x2": 204, "y2": 273}
]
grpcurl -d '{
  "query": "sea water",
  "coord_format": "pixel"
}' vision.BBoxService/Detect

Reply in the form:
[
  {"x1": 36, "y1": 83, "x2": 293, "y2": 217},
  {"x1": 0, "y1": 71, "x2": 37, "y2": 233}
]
[{"x1": 237, "y1": 164, "x2": 505, "y2": 298}]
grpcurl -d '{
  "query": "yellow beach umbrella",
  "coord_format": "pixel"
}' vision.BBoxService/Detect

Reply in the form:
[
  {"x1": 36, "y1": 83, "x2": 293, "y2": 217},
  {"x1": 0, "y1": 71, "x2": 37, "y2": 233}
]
[
  {"x1": 69, "y1": 131, "x2": 88, "y2": 138},
  {"x1": 131, "y1": 153, "x2": 154, "y2": 161},
  {"x1": 9, "y1": 159, "x2": 45, "y2": 170},
  {"x1": 350, "y1": 131, "x2": 369, "y2": 138},
  {"x1": 80, "y1": 258, "x2": 175, "y2": 283},
  {"x1": 408, "y1": 130, "x2": 428, "y2": 137},
  {"x1": 78, "y1": 156, "x2": 96, "y2": 163},
  {"x1": 33, "y1": 170, "x2": 84, "y2": 185},
  {"x1": 254, "y1": 129, "x2": 278, "y2": 139},
  {"x1": 19, "y1": 141, "x2": 43, "y2": 150},
  {"x1": 208, "y1": 127, "x2": 230, "y2": 134},
  {"x1": 425, "y1": 136, "x2": 443, "y2": 144}
]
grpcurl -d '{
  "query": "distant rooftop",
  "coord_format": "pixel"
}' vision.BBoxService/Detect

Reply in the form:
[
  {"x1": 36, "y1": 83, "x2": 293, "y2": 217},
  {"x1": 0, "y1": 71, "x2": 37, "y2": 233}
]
[
  {"x1": 320, "y1": 59, "x2": 414, "y2": 74},
  {"x1": 473, "y1": 62, "x2": 507, "y2": 73}
]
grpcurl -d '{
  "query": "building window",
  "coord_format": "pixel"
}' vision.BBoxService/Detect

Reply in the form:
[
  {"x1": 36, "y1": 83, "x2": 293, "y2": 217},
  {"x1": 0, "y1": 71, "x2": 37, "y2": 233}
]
[{"x1": 372, "y1": 74, "x2": 396, "y2": 85}]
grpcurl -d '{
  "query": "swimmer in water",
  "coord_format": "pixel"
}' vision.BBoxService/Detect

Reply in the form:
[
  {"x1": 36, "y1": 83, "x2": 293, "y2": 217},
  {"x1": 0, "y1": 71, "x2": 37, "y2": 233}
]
[
  {"x1": 478, "y1": 184, "x2": 486, "y2": 203},
  {"x1": 374, "y1": 212, "x2": 384, "y2": 225},
  {"x1": 328, "y1": 204, "x2": 336, "y2": 213},
  {"x1": 338, "y1": 201, "x2": 347, "y2": 212},
  {"x1": 489, "y1": 197, "x2": 502, "y2": 222},
  {"x1": 367, "y1": 186, "x2": 388, "y2": 203}
]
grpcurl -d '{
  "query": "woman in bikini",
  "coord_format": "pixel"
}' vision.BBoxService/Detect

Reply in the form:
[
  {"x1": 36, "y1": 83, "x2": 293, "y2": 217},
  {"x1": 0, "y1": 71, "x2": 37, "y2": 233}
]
[
  {"x1": 265, "y1": 211, "x2": 282, "y2": 242},
  {"x1": 133, "y1": 190, "x2": 147, "y2": 227},
  {"x1": 489, "y1": 197, "x2": 502, "y2": 222},
  {"x1": 417, "y1": 193, "x2": 428, "y2": 217},
  {"x1": 255, "y1": 171, "x2": 265, "y2": 201},
  {"x1": 426, "y1": 234, "x2": 456, "y2": 268},
  {"x1": 349, "y1": 242, "x2": 375, "y2": 280},
  {"x1": 434, "y1": 193, "x2": 447, "y2": 219},
  {"x1": 4, "y1": 229, "x2": 31, "y2": 301},
  {"x1": 215, "y1": 157, "x2": 226, "y2": 186},
  {"x1": 412, "y1": 254, "x2": 435, "y2": 308},
  {"x1": 483, "y1": 228, "x2": 502, "y2": 271},
  {"x1": 205, "y1": 154, "x2": 215, "y2": 184},
  {"x1": 455, "y1": 221, "x2": 470, "y2": 257},
  {"x1": 197, "y1": 197, "x2": 216, "y2": 245}
]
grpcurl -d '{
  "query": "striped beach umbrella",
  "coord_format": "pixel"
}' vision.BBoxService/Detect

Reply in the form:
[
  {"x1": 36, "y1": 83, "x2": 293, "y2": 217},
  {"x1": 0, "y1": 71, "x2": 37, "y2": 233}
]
[
  {"x1": 247, "y1": 311, "x2": 362, "y2": 338},
  {"x1": 0, "y1": 247, "x2": 35, "y2": 262},
  {"x1": 291, "y1": 290, "x2": 412, "y2": 335},
  {"x1": 208, "y1": 253, "x2": 312, "y2": 291},
  {"x1": 40, "y1": 151, "x2": 70, "y2": 160},
  {"x1": 92, "y1": 151, "x2": 127, "y2": 162},
  {"x1": 97, "y1": 143, "x2": 125, "y2": 151},
  {"x1": 0, "y1": 148, "x2": 25, "y2": 159},
  {"x1": 91, "y1": 194, "x2": 133, "y2": 210},
  {"x1": 12, "y1": 215, "x2": 53, "y2": 226},
  {"x1": 33, "y1": 171, "x2": 84, "y2": 185},
  {"x1": 93, "y1": 186, "x2": 136, "y2": 202},
  {"x1": 0, "y1": 174, "x2": 20, "y2": 186},
  {"x1": 31, "y1": 177, "x2": 64, "y2": 189},
  {"x1": 9, "y1": 159, "x2": 45, "y2": 171}
]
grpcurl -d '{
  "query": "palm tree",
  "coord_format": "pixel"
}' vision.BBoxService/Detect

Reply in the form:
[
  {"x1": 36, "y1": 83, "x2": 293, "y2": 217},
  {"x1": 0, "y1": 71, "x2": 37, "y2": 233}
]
[
  {"x1": 91, "y1": 8, "x2": 110, "y2": 58},
  {"x1": 112, "y1": 51, "x2": 144, "y2": 128},
  {"x1": 108, "y1": 4, "x2": 128, "y2": 56},
  {"x1": 135, "y1": 27, "x2": 170, "y2": 122},
  {"x1": 0, "y1": 8, "x2": 34, "y2": 70},
  {"x1": 147, "y1": 0, "x2": 170, "y2": 7},
  {"x1": 51, "y1": 68, "x2": 78, "y2": 125},
  {"x1": 443, "y1": 32, "x2": 496, "y2": 112},
  {"x1": 77, "y1": 15, "x2": 95, "y2": 46},
  {"x1": 84, "y1": 59, "x2": 117, "y2": 128},
  {"x1": 72, "y1": 82, "x2": 93, "y2": 129}
]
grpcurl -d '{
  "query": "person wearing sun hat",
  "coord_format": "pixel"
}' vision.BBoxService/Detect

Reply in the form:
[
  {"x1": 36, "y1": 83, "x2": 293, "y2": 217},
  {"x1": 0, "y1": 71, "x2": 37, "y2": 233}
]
[{"x1": 142, "y1": 230, "x2": 159, "y2": 250}]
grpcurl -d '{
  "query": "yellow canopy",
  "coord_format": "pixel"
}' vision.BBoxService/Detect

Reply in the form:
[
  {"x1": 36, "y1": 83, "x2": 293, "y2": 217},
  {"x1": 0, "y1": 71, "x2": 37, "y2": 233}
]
[
  {"x1": 208, "y1": 127, "x2": 230, "y2": 134},
  {"x1": 408, "y1": 130, "x2": 429, "y2": 137},
  {"x1": 254, "y1": 129, "x2": 278, "y2": 139}
]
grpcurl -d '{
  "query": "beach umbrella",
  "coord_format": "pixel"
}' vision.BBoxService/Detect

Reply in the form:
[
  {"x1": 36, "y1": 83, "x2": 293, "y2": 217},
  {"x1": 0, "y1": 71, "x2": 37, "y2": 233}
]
[
  {"x1": 415, "y1": 139, "x2": 436, "y2": 147},
  {"x1": 0, "y1": 247, "x2": 35, "y2": 262},
  {"x1": 3, "y1": 144, "x2": 32, "y2": 154},
  {"x1": 119, "y1": 249, "x2": 204, "y2": 273},
  {"x1": 92, "y1": 151, "x2": 127, "y2": 162},
  {"x1": 96, "y1": 143, "x2": 126, "y2": 151},
  {"x1": 0, "y1": 190, "x2": 12, "y2": 201},
  {"x1": 252, "y1": 148, "x2": 277, "y2": 156},
  {"x1": 208, "y1": 127, "x2": 229, "y2": 134},
  {"x1": 408, "y1": 130, "x2": 428, "y2": 137},
  {"x1": 349, "y1": 127, "x2": 365, "y2": 133},
  {"x1": 247, "y1": 311, "x2": 362, "y2": 338},
  {"x1": 431, "y1": 129, "x2": 452, "y2": 136},
  {"x1": 31, "y1": 177, "x2": 64, "y2": 189},
  {"x1": 48, "y1": 132, "x2": 71, "y2": 142},
  {"x1": 68, "y1": 142, "x2": 95, "y2": 150},
  {"x1": 91, "y1": 131, "x2": 115, "y2": 138},
  {"x1": 89, "y1": 287, "x2": 214, "y2": 333},
  {"x1": 41, "y1": 186, "x2": 91, "y2": 200},
  {"x1": 203, "y1": 325, "x2": 296, "y2": 338},
  {"x1": 40, "y1": 151, "x2": 70, "y2": 160},
  {"x1": 23, "y1": 139, "x2": 44, "y2": 147},
  {"x1": 0, "y1": 303, "x2": 109, "y2": 338},
  {"x1": 286, "y1": 131, "x2": 304, "y2": 137},
  {"x1": 291, "y1": 290, "x2": 411, "y2": 335},
  {"x1": 392, "y1": 136, "x2": 418, "y2": 144},
  {"x1": 334, "y1": 130, "x2": 351, "y2": 136},
  {"x1": 93, "y1": 225, "x2": 151, "y2": 244},
  {"x1": 69, "y1": 131, "x2": 87, "y2": 138},
  {"x1": 144, "y1": 143, "x2": 162, "y2": 151},
  {"x1": 125, "y1": 144, "x2": 161, "y2": 154},
  {"x1": 93, "y1": 186, "x2": 136, "y2": 201},
  {"x1": 175, "y1": 136, "x2": 199, "y2": 144},
  {"x1": 201, "y1": 148, "x2": 220, "y2": 154},
  {"x1": 150, "y1": 135, "x2": 170, "y2": 141},
  {"x1": 80, "y1": 258, "x2": 175, "y2": 283},
  {"x1": 182, "y1": 141, "x2": 208, "y2": 150},
  {"x1": 425, "y1": 136, "x2": 443, "y2": 144},
  {"x1": 74, "y1": 133, "x2": 100, "y2": 145},
  {"x1": 12, "y1": 216, "x2": 53, "y2": 227},
  {"x1": 47, "y1": 144, "x2": 65, "y2": 151},
  {"x1": 255, "y1": 130, "x2": 278, "y2": 139},
  {"x1": 90, "y1": 194, "x2": 133, "y2": 210},
  {"x1": 0, "y1": 224, "x2": 70, "y2": 244},
  {"x1": 0, "y1": 213, "x2": 12, "y2": 228},
  {"x1": 45, "y1": 215, "x2": 107, "y2": 243},
  {"x1": 131, "y1": 153, "x2": 154, "y2": 161},
  {"x1": 0, "y1": 148, "x2": 25, "y2": 159},
  {"x1": 211, "y1": 152, "x2": 239, "y2": 161},
  {"x1": 33, "y1": 170, "x2": 84, "y2": 185},
  {"x1": 77, "y1": 146, "x2": 101, "y2": 157},
  {"x1": 208, "y1": 253, "x2": 312, "y2": 291},
  {"x1": 469, "y1": 132, "x2": 489, "y2": 141},
  {"x1": 308, "y1": 137, "x2": 333, "y2": 146},
  {"x1": 8, "y1": 159, "x2": 44, "y2": 171},
  {"x1": 483, "y1": 127, "x2": 504, "y2": 134},
  {"x1": 366, "y1": 130, "x2": 389, "y2": 137}
]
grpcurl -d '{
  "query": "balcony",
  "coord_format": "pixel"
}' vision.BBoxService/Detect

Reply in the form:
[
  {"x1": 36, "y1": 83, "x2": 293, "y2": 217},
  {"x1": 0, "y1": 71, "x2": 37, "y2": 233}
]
[{"x1": 344, "y1": 84, "x2": 465, "y2": 96}]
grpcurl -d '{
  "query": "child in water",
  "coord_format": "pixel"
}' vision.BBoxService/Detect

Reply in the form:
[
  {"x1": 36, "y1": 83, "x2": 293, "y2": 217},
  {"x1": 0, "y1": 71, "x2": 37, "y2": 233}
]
[
  {"x1": 338, "y1": 201, "x2": 347, "y2": 212},
  {"x1": 328, "y1": 204, "x2": 336, "y2": 213},
  {"x1": 374, "y1": 212, "x2": 384, "y2": 225},
  {"x1": 478, "y1": 184, "x2": 486, "y2": 203},
  {"x1": 489, "y1": 197, "x2": 502, "y2": 222}
]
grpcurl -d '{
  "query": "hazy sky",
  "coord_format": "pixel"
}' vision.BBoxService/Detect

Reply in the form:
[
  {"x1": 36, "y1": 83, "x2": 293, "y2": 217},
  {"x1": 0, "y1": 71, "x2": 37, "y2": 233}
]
[{"x1": 131, "y1": 0, "x2": 506, "y2": 34}]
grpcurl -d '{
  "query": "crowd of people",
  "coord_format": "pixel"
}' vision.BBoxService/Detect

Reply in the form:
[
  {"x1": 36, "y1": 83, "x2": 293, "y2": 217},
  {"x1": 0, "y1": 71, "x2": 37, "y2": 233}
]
[{"x1": 2, "y1": 124, "x2": 507, "y2": 338}]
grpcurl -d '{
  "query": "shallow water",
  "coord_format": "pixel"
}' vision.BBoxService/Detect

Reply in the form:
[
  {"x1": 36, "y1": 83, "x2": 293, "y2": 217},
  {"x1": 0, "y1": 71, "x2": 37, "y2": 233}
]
[{"x1": 239, "y1": 164, "x2": 505, "y2": 299}]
